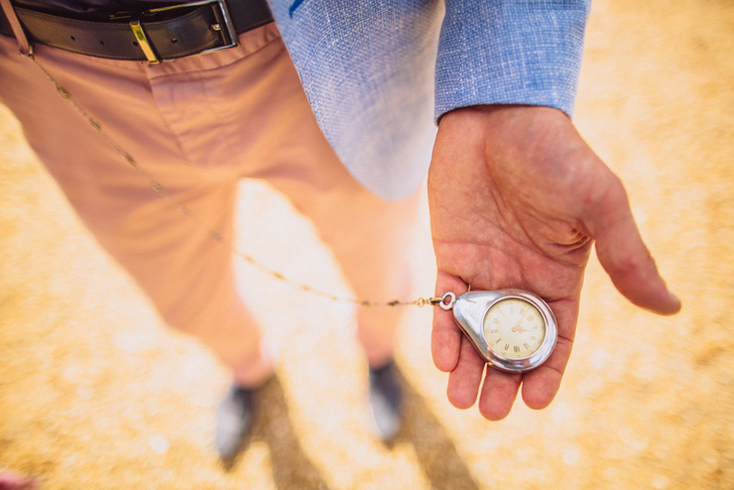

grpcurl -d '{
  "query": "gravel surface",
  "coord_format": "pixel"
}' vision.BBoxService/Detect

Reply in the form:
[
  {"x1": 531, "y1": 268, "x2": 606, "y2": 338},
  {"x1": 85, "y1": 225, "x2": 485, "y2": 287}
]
[{"x1": 2, "y1": 0, "x2": 733, "y2": 488}]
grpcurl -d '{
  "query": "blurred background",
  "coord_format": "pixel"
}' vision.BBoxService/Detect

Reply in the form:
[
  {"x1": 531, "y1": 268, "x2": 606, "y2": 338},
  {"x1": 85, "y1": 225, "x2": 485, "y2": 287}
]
[{"x1": 1, "y1": 0, "x2": 733, "y2": 488}]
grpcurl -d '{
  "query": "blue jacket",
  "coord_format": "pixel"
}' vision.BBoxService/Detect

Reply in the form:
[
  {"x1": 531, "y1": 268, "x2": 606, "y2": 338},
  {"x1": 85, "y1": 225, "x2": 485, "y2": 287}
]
[{"x1": 268, "y1": 0, "x2": 591, "y2": 199}]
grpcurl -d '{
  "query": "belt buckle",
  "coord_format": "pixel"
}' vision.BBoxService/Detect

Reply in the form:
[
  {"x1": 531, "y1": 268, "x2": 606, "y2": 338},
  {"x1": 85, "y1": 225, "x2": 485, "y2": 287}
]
[{"x1": 130, "y1": 0, "x2": 238, "y2": 64}]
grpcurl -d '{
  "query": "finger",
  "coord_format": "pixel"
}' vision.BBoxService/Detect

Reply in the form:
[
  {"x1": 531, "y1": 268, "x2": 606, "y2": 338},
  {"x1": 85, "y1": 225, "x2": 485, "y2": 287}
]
[
  {"x1": 431, "y1": 305, "x2": 461, "y2": 373},
  {"x1": 477, "y1": 366, "x2": 522, "y2": 421},
  {"x1": 446, "y1": 337, "x2": 486, "y2": 409},
  {"x1": 521, "y1": 297, "x2": 577, "y2": 409},
  {"x1": 0, "y1": 470, "x2": 38, "y2": 490},
  {"x1": 431, "y1": 272, "x2": 467, "y2": 373},
  {"x1": 521, "y1": 335, "x2": 572, "y2": 410},
  {"x1": 589, "y1": 177, "x2": 681, "y2": 315}
]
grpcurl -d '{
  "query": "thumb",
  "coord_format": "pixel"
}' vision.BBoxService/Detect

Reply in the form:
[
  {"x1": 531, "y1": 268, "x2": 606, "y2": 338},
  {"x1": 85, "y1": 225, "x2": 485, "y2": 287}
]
[{"x1": 589, "y1": 178, "x2": 681, "y2": 315}]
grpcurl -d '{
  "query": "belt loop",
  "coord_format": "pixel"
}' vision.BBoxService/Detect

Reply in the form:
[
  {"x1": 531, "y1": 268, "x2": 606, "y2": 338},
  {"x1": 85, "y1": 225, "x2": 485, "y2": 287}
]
[{"x1": 0, "y1": 0, "x2": 32, "y2": 56}]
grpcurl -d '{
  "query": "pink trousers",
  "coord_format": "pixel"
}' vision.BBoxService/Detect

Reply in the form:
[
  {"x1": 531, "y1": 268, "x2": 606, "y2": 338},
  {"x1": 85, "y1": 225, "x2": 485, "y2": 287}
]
[{"x1": 0, "y1": 23, "x2": 419, "y2": 379}]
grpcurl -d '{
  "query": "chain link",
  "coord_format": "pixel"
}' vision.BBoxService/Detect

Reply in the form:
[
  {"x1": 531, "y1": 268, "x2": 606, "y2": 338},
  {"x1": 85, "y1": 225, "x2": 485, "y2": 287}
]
[{"x1": 22, "y1": 51, "x2": 444, "y2": 308}]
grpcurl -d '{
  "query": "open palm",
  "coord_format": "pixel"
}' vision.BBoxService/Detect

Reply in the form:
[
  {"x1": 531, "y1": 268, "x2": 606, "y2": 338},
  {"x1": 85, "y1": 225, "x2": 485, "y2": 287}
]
[{"x1": 428, "y1": 105, "x2": 680, "y2": 420}]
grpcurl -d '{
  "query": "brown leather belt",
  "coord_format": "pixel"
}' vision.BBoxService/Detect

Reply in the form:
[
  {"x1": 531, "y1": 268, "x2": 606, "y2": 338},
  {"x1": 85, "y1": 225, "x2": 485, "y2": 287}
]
[{"x1": 0, "y1": 0, "x2": 273, "y2": 63}]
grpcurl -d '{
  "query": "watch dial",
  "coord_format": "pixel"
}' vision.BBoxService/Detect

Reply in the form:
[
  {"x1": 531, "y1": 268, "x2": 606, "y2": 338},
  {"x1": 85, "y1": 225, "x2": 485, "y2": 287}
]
[{"x1": 483, "y1": 298, "x2": 546, "y2": 359}]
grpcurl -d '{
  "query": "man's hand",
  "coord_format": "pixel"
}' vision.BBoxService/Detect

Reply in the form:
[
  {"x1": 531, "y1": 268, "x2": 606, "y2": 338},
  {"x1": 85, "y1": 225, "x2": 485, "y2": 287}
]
[{"x1": 428, "y1": 105, "x2": 681, "y2": 421}]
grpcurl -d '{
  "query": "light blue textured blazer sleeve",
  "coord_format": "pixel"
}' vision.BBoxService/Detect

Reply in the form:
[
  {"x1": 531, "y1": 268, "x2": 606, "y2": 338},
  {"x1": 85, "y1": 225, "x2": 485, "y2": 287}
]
[
  {"x1": 268, "y1": 0, "x2": 591, "y2": 199},
  {"x1": 436, "y1": 0, "x2": 591, "y2": 120}
]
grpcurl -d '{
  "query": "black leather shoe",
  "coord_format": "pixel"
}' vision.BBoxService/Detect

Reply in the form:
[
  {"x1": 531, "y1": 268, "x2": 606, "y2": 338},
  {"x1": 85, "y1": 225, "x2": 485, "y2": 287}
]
[
  {"x1": 215, "y1": 383, "x2": 257, "y2": 461},
  {"x1": 368, "y1": 360, "x2": 403, "y2": 441}
]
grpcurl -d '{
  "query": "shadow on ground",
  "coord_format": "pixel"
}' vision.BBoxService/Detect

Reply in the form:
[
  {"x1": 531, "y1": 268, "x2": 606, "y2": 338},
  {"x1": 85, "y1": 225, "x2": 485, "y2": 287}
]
[{"x1": 223, "y1": 371, "x2": 480, "y2": 490}]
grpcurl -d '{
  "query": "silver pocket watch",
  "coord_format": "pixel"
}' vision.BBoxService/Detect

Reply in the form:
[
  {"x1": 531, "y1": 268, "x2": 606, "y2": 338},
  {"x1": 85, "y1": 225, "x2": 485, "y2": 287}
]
[{"x1": 438, "y1": 289, "x2": 558, "y2": 373}]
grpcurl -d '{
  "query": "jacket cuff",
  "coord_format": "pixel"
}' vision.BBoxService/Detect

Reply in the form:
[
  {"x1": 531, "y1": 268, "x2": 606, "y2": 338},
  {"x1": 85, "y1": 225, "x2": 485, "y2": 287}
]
[{"x1": 435, "y1": 0, "x2": 591, "y2": 122}]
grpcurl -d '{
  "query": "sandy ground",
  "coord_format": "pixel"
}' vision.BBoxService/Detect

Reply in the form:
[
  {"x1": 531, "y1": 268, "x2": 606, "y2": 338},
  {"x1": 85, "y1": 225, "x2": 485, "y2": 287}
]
[{"x1": 1, "y1": 0, "x2": 734, "y2": 488}]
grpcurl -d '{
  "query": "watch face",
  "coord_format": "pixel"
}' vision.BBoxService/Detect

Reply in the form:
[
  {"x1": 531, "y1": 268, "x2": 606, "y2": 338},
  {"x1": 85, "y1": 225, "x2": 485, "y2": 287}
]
[{"x1": 482, "y1": 298, "x2": 546, "y2": 359}]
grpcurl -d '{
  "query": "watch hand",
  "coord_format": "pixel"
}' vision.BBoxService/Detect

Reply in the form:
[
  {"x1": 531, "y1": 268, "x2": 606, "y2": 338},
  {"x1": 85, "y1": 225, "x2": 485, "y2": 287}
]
[{"x1": 511, "y1": 307, "x2": 531, "y2": 333}]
